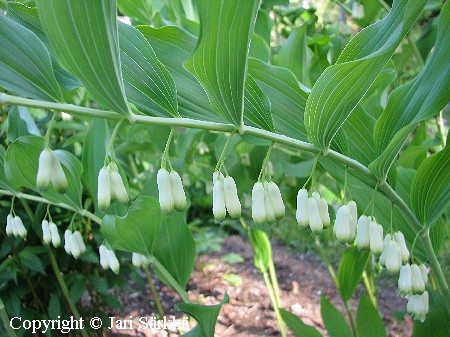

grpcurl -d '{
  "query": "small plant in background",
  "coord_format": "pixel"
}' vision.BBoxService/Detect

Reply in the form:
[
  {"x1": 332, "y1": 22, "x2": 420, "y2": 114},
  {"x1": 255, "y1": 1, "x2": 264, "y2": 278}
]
[{"x1": 0, "y1": 0, "x2": 448, "y2": 336}]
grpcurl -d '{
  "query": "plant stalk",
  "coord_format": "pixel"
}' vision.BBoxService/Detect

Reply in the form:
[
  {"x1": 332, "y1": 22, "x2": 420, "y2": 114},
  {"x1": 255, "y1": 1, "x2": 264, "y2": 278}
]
[
  {"x1": 262, "y1": 272, "x2": 287, "y2": 337},
  {"x1": 151, "y1": 259, "x2": 190, "y2": 304},
  {"x1": 0, "y1": 297, "x2": 18, "y2": 337},
  {"x1": 143, "y1": 268, "x2": 165, "y2": 320}
]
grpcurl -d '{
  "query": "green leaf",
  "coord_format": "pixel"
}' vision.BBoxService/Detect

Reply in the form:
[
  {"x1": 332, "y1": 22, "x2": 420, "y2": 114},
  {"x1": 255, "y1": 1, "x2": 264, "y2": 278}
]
[
  {"x1": 0, "y1": 146, "x2": 14, "y2": 191},
  {"x1": 7, "y1": 106, "x2": 41, "y2": 142},
  {"x1": 184, "y1": 0, "x2": 260, "y2": 127},
  {"x1": 117, "y1": 0, "x2": 152, "y2": 25},
  {"x1": 48, "y1": 293, "x2": 61, "y2": 320},
  {"x1": 320, "y1": 295, "x2": 353, "y2": 337},
  {"x1": 81, "y1": 119, "x2": 109, "y2": 210},
  {"x1": 138, "y1": 26, "x2": 219, "y2": 122},
  {"x1": 411, "y1": 144, "x2": 450, "y2": 227},
  {"x1": 36, "y1": 0, "x2": 132, "y2": 118},
  {"x1": 370, "y1": 2, "x2": 450, "y2": 178},
  {"x1": 119, "y1": 21, "x2": 179, "y2": 118},
  {"x1": 19, "y1": 248, "x2": 46, "y2": 275},
  {"x1": 412, "y1": 289, "x2": 450, "y2": 337},
  {"x1": 101, "y1": 196, "x2": 162, "y2": 256},
  {"x1": 248, "y1": 227, "x2": 272, "y2": 273},
  {"x1": 0, "y1": 14, "x2": 63, "y2": 102},
  {"x1": 337, "y1": 246, "x2": 370, "y2": 302},
  {"x1": 305, "y1": 0, "x2": 428, "y2": 150},
  {"x1": 5, "y1": 136, "x2": 83, "y2": 209},
  {"x1": 6, "y1": 2, "x2": 81, "y2": 90},
  {"x1": 273, "y1": 25, "x2": 312, "y2": 86},
  {"x1": 356, "y1": 296, "x2": 387, "y2": 337},
  {"x1": 244, "y1": 75, "x2": 274, "y2": 132},
  {"x1": 280, "y1": 309, "x2": 322, "y2": 337},
  {"x1": 249, "y1": 33, "x2": 270, "y2": 62},
  {"x1": 153, "y1": 212, "x2": 195, "y2": 288},
  {"x1": 176, "y1": 293, "x2": 229, "y2": 337}
]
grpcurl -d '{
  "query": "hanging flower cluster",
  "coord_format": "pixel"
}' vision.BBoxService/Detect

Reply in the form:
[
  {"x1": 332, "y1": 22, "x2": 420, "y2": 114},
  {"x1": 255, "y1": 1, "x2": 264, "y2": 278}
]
[
  {"x1": 99, "y1": 245, "x2": 120, "y2": 274},
  {"x1": 157, "y1": 168, "x2": 187, "y2": 214},
  {"x1": 354, "y1": 216, "x2": 384, "y2": 255},
  {"x1": 6, "y1": 214, "x2": 27, "y2": 238},
  {"x1": 98, "y1": 162, "x2": 129, "y2": 211},
  {"x1": 399, "y1": 263, "x2": 429, "y2": 321},
  {"x1": 64, "y1": 230, "x2": 86, "y2": 259},
  {"x1": 252, "y1": 181, "x2": 285, "y2": 225},
  {"x1": 213, "y1": 172, "x2": 241, "y2": 221},
  {"x1": 36, "y1": 148, "x2": 68, "y2": 193},
  {"x1": 132, "y1": 253, "x2": 151, "y2": 268},
  {"x1": 41, "y1": 220, "x2": 61, "y2": 247},
  {"x1": 296, "y1": 189, "x2": 330, "y2": 234}
]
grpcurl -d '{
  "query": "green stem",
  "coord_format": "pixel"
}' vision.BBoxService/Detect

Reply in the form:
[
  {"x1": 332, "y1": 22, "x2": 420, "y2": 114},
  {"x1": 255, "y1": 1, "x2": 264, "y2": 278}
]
[
  {"x1": 1, "y1": 93, "x2": 448, "y2": 309},
  {"x1": 262, "y1": 272, "x2": 287, "y2": 337},
  {"x1": 215, "y1": 129, "x2": 238, "y2": 172},
  {"x1": 48, "y1": 249, "x2": 90, "y2": 337},
  {"x1": 0, "y1": 190, "x2": 102, "y2": 224},
  {"x1": 268, "y1": 260, "x2": 282, "y2": 308},
  {"x1": 105, "y1": 118, "x2": 125, "y2": 163},
  {"x1": 44, "y1": 112, "x2": 58, "y2": 147},
  {"x1": 258, "y1": 143, "x2": 274, "y2": 181},
  {"x1": 0, "y1": 297, "x2": 17, "y2": 337},
  {"x1": 377, "y1": 0, "x2": 391, "y2": 12},
  {"x1": 144, "y1": 268, "x2": 165, "y2": 320},
  {"x1": 151, "y1": 259, "x2": 190, "y2": 303},
  {"x1": 362, "y1": 270, "x2": 377, "y2": 307}
]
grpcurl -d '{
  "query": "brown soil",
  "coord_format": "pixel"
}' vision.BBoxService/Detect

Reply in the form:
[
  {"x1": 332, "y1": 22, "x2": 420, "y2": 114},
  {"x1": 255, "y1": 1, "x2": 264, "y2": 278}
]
[{"x1": 107, "y1": 235, "x2": 412, "y2": 337}]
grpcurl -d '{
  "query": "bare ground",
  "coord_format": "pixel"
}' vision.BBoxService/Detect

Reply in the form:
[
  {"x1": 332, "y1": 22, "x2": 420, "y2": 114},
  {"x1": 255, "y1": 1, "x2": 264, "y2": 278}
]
[{"x1": 106, "y1": 235, "x2": 412, "y2": 337}]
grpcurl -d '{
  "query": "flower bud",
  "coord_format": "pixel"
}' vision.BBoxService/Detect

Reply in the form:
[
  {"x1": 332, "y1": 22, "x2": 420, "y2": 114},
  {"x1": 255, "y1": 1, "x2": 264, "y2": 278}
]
[
  {"x1": 107, "y1": 249, "x2": 120, "y2": 274},
  {"x1": 213, "y1": 175, "x2": 226, "y2": 221},
  {"x1": 398, "y1": 264, "x2": 412, "y2": 295},
  {"x1": 379, "y1": 234, "x2": 392, "y2": 267},
  {"x1": 132, "y1": 253, "x2": 142, "y2": 267},
  {"x1": 42, "y1": 220, "x2": 52, "y2": 244},
  {"x1": 98, "y1": 167, "x2": 111, "y2": 211},
  {"x1": 419, "y1": 264, "x2": 428, "y2": 285},
  {"x1": 356, "y1": 216, "x2": 370, "y2": 249},
  {"x1": 296, "y1": 189, "x2": 309, "y2": 228},
  {"x1": 50, "y1": 151, "x2": 68, "y2": 193},
  {"x1": 64, "y1": 230, "x2": 72, "y2": 254},
  {"x1": 99, "y1": 245, "x2": 109, "y2": 270},
  {"x1": 411, "y1": 264, "x2": 425, "y2": 293},
  {"x1": 109, "y1": 163, "x2": 129, "y2": 205},
  {"x1": 266, "y1": 182, "x2": 285, "y2": 220},
  {"x1": 49, "y1": 222, "x2": 61, "y2": 247},
  {"x1": 70, "y1": 234, "x2": 81, "y2": 258},
  {"x1": 407, "y1": 291, "x2": 428, "y2": 322},
  {"x1": 252, "y1": 182, "x2": 266, "y2": 225},
  {"x1": 352, "y1": 2, "x2": 364, "y2": 19},
  {"x1": 307, "y1": 197, "x2": 323, "y2": 234},
  {"x1": 36, "y1": 148, "x2": 53, "y2": 191},
  {"x1": 223, "y1": 176, "x2": 241, "y2": 219},
  {"x1": 334, "y1": 205, "x2": 351, "y2": 242},
  {"x1": 264, "y1": 185, "x2": 277, "y2": 224},
  {"x1": 170, "y1": 171, "x2": 187, "y2": 212},
  {"x1": 394, "y1": 231, "x2": 409, "y2": 263},
  {"x1": 6, "y1": 214, "x2": 14, "y2": 236},
  {"x1": 369, "y1": 220, "x2": 383, "y2": 256},
  {"x1": 14, "y1": 216, "x2": 27, "y2": 238},
  {"x1": 157, "y1": 168, "x2": 174, "y2": 214},
  {"x1": 317, "y1": 197, "x2": 330, "y2": 228},
  {"x1": 347, "y1": 201, "x2": 357, "y2": 241},
  {"x1": 385, "y1": 237, "x2": 401, "y2": 273}
]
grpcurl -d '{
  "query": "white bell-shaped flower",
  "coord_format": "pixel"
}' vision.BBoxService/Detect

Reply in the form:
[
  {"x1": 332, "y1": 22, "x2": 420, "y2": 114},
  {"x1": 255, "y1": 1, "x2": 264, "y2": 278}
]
[
  {"x1": 70, "y1": 231, "x2": 86, "y2": 259},
  {"x1": 411, "y1": 264, "x2": 426, "y2": 293},
  {"x1": 334, "y1": 205, "x2": 352, "y2": 242},
  {"x1": 266, "y1": 182, "x2": 285, "y2": 220},
  {"x1": 419, "y1": 264, "x2": 428, "y2": 285},
  {"x1": 223, "y1": 176, "x2": 241, "y2": 219},
  {"x1": 42, "y1": 220, "x2": 52, "y2": 244},
  {"x1": 170, "y1": 171, "x2": 187, "y2": 212},
  {"x1": 347, "y1": 201, "x2": 357, "y2": 241},
  {"x1": 394, "y1": 231, "x2": 409, "y2": 263},
  {"x1": 6, "y1": 214, "x2": 14, "y2": 236},
  {"x1": 157, "y1": 168, "x2": 174, "y2": 214},
  {"x1": 369, "y1": 220, "x2": 383, "y2": 256},
  {"x1": 213, "y1": 173, "x2": 226, "y2": 221},
  {"x1": 99, "y1": 245, "x2": 109, "y2": 270},
  {"x1": 36, "y1": 148, "x2": 53, "y2": 191},
  {"x1": 14, "y1": 216, "x2": 27, "y2": 238},
  {"x1": 296, "y1": 188, "x2": 309, "y2": 228},
  {"x1": 49, "y1": 151, "x2": 68, "y2": 194},
  {"x1": 132, "y1": 253, "x2": 151, "y2": 268},
  {"x1": 407, "y1": 291, "x2": 428, "y2": 322},
  {"x1": 109, "y1": 163, "x2": 129, "y2": 205},
  {"x1": 107, "y1": 249, "x2": 120, "y2": 274},
  {"x1": 307, "y1": 197, "x2": 323, "y2": 234},
  {"x1": 252, "y1": 182, "x2": 266, "y2": 225},
  {"x1": 64, "y1": 230, "x2": 73, "y2": 255},
  {"x1": 49, "y1": 222, "x2": 61, "y2": 247},
  {"x1": 98, "y1": 167, "x2": 111, "y2": 211},
  {"x1": 352, "y1": 2, "x2": 365, "y2": 19},
  {"x1": 385, "y1": 237, "x2": 402, "y2": 273},
  {"x1": 264, "y1": 183, "x2": 277, "y2": 224},
  {"x1": 356, "y1": 215, "x2": 370, "y2": 249},
  {"x1": 379, "y1": 234, "x2": 392, "y2": 267},
  {"x1": 314, "y1": 193, "x2": 330, "y2": 228},
  {"x1": 398, "y1": 264, "x2": 413, "y2": 295}
]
